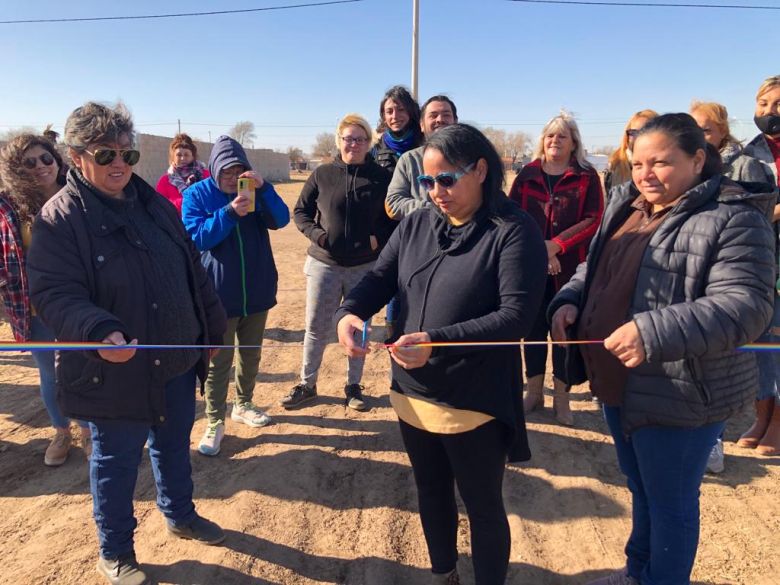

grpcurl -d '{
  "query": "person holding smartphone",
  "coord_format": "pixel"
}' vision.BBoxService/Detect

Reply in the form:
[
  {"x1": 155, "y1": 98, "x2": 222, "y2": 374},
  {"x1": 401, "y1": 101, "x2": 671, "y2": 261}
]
[{"x1": 182, "y1": 135, "x2": 290, "y2": 457}]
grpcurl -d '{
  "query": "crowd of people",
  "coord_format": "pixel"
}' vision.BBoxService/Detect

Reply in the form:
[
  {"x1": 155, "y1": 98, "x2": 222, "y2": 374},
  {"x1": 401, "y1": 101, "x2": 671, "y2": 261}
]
[{"x1": 0, "y1": 74, "x2": 779, "y2": 585}]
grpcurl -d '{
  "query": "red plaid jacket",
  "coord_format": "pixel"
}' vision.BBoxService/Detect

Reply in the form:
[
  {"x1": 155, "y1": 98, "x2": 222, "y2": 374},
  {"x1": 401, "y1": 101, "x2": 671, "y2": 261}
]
[
  {"x1": 508, "y1": 159, "x2": 604, "y2": 291},
  {"x1": 0, "y1": 194, "x2": 31, "y2": 341}
]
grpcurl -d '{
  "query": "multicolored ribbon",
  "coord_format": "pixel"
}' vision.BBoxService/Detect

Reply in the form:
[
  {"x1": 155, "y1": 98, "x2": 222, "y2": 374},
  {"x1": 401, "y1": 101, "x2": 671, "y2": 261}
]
[{"x1": 0, "y1": 340, "x2": 778, "y2": 352}]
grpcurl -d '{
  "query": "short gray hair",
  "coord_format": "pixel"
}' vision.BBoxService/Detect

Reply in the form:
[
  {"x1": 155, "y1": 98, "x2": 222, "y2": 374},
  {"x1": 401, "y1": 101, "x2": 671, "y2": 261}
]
[{"x1": 64, "y1": 101, "x2": 135, "y2": 152}]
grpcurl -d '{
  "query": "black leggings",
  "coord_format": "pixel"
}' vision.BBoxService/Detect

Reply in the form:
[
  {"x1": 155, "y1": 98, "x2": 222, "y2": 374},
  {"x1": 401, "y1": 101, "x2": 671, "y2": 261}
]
[
  {"x1": 524, "y1": 279, "x2": 566, "y2": 381},
  {"x1": 399, "y1": 418, "x2": 510, "y2": 585}
]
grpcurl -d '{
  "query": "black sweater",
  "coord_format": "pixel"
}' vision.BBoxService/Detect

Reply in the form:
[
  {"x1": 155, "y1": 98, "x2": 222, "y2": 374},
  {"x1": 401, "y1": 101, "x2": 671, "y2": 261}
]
[
  {"x1": 336, "y1": 199, "x2": 547, "y2": 461},
  {"x1": 294, "y1": 155, "x2": 393, "y2": 267}
]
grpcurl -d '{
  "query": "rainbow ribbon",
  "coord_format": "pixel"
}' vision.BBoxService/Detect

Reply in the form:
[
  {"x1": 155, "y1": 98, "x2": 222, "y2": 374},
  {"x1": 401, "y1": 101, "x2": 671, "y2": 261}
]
[{"x1": 1, "y1": 339, "x2": 778, "y2": 352}]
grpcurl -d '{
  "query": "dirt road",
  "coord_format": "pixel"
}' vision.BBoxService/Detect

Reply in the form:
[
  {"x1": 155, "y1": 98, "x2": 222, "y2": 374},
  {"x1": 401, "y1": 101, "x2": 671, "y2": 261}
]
[{"x1": 1, "y1": 176, "x2": 777, "y2": 584}]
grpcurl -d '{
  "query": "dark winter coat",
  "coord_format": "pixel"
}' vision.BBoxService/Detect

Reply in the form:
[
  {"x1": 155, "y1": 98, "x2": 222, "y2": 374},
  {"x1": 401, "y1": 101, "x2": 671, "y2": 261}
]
[
  {"x1": 294, "y1": 155, "x2": 393, "y2": 267},
  {"x1": 27, "y1": 171, "x2": 227, "y2": 424},
  {"x1": 549, "y1": 176, "x2": 776, "y2": 434},
  {"x1": 336, "y1": 199, "x2": 547, "y2": 461}
]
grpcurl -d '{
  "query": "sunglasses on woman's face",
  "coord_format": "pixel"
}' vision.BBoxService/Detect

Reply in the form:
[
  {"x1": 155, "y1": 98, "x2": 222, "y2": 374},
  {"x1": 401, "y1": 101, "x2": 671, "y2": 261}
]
[
  {"x1": 22, "y1": 152, "x2": 55, "y2": 169},
  {"x1": 626, "y1": 129, "x2": 640, "y2": 138},
  {"x1": 85, "y1": 148, "x2": 141, "y2": 166},
  {"x1": 417, "y1": 163, "x2": 474, "y2": 192}
]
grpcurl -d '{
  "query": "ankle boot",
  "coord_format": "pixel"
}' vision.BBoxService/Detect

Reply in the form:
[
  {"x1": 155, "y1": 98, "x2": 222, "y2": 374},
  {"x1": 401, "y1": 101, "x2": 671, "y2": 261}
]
[
  {"x1": 552, "y1": 377, "x2": 574, "y2": 426},
  {"x1": 523, "y1": 374, "x2": 545, "y2": 413},
  {"x1": 736, "y1": 398, "x2": 774, "y2": 448},
  {"x1": 756, "y1": 401, "x2": 780, "y2": 456}
]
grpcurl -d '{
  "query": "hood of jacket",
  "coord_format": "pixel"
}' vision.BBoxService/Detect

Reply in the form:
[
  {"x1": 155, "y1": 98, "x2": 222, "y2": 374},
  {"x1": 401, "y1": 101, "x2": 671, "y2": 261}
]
[{"x1": 208, "y1": 135, "x2": 252, "y2": 188}]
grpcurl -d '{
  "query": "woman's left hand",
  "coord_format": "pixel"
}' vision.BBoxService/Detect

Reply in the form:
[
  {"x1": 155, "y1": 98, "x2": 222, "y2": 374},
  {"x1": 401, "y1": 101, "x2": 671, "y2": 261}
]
[
  {"x1": 389, "y1": 332, "x2": 432, "y2": 370},
  {"x1": 240, "y1": 170, "x2": 264, "y2": 189},
  {"x1": 604, "y1": 321, "x2": 646, "y2": 368}
]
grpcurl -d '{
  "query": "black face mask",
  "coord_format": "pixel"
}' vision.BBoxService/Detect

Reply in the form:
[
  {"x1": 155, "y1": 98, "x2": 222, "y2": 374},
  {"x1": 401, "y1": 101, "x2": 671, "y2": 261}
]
[{"x1": 754, "y1": 114, "x2": 780, "y2": 136}]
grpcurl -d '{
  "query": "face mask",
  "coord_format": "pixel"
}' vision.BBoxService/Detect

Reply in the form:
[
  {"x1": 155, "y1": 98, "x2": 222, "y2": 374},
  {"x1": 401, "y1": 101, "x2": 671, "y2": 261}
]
[{"x1": 754, "y1": 114, "x2": 780, "y2": 136}]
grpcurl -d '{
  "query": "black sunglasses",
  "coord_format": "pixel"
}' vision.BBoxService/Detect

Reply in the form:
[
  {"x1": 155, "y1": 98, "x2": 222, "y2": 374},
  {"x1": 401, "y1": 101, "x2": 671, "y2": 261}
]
[
  {"x1": 85, "y1": 148, "x2": 141, "y2": 166},
  {"x1": 22, "y1": 152, "x2": 55, "y2": 169},
  {"x1": 626, "y1": 129, "x2": 640, "y2": 138}
]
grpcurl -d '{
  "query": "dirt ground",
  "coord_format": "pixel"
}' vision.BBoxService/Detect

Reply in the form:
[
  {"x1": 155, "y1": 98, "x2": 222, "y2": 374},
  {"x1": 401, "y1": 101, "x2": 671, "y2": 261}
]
[{"x1": 1, "y1": 174, "x2": 778, "y2": 585}]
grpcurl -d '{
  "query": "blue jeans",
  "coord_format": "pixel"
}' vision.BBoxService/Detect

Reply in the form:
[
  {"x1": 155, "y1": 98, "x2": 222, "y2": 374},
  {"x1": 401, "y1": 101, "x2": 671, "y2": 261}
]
[
  {"x1": 29, "y1": 317, "x2": 87, "y2": 430},
  {"x1": 604, "y1": 406, "x2": 724, "y2": 585},
  {"x1": 89, "y1": 368, "x2": 198, "y2": 559},
  {"x1": 757, "y1": 294, "x2": 780, "y2": 403}
]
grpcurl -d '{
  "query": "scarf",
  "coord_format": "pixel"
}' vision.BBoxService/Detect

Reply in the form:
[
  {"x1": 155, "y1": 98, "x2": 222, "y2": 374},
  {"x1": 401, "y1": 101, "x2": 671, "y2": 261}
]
[
  {"x1": 382, "y1": 129, "x2": 417, "y2": 156},
  {"x1": 168, "y1": 160, "x2": 207, "y2": 194}
]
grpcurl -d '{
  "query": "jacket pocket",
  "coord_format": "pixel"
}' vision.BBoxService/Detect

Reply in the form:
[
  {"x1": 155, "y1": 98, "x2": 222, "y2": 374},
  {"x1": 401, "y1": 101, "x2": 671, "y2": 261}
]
[
  {"x1": 58, "y1": 355, "x2": 103, "y2": 393},
  {"x1": 685, "y1": 357, "x2": 711, "y2": 406}
]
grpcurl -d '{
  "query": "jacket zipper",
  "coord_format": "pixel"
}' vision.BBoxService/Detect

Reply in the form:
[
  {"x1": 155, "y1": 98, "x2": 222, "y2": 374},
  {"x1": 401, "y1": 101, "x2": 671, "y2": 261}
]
[{"x1": 235, "y1": 224, "x2": 248, "y2": 317}]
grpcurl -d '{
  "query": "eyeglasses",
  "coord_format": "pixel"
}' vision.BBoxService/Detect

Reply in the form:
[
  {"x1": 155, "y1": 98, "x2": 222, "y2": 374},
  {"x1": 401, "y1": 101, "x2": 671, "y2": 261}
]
[
  {"x1": 626, "y1": 129, "x2": 640, "y2": 138},
  {"x1": 22, "y1": 152, "x2": 55, "y2": 169},
  {"x1": 417, "y1": 163, "x2": 474, "y2": 191},
  {"x1": 341, "y1": 136, "x2": 369, "y2": 146},
  {"x1": 84, "y1": 148, "x2": 140, "y2": 166}
]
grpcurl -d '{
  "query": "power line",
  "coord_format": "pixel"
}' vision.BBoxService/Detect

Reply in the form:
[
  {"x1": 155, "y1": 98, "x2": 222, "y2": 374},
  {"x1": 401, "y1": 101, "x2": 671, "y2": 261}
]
[
  {"x1": 0, "y1": 0, "x2": 364, "y2": 25},
  {"x1": 507, "y1": 0, "x2": 780, "y2": 9}
]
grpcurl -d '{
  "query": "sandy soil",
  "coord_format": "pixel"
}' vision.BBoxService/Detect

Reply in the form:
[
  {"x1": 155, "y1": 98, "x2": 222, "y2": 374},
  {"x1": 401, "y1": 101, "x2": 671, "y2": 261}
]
[{"x1": 0, "y1": 174, "x2": 778, "y2": 585}]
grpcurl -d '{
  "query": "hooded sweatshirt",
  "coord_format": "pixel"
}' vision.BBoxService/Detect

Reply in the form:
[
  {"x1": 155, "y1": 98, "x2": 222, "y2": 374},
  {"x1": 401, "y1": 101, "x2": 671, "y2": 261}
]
[
  {"x1": 294, "y1": 154, "x2": 393, "y2": 267},
  {"x1": 182, "y1": 135, "x2": 290, "y2": 318}
]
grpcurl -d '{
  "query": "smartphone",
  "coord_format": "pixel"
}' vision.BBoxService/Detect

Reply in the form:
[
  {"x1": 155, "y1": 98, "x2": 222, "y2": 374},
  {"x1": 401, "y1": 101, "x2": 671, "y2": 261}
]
[{"x1": 237, "y1": 177, "x2": 256, "y2": 212}]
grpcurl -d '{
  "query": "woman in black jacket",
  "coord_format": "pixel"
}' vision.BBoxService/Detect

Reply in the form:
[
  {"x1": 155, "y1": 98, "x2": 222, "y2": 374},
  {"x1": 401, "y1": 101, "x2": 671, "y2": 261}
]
[
  {"x1": 283, "y1": 113, "x2": 392, "y2": 412},
  {"x1": 336, "y1": 124, "x2": 547, "y2": 585},
  {"x1": 549, "y1": 114, "x2": 775, "y2": 585},
  {"x1": 27, "y1": 102, "x2": 227, "y2": 585}
]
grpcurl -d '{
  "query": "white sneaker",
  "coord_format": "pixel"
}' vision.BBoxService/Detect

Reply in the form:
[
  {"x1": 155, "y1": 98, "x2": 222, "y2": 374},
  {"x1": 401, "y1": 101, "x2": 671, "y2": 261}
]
[
  {"x1": 231, "y1": 402, "x2": 273, "y2": 428},
  {"x1": 706, "y1": 439, "x2": 725, "y2": 474},
  {"x1": 198, "y1": 421, "x2": 225, "y2": 456}
]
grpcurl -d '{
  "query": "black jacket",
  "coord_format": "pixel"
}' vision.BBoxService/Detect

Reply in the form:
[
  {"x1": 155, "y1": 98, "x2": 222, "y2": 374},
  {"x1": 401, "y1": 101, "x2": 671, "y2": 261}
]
[
  {"x1": 294, "y1": 155, "x2": 393, "y2": 266},
  {"x1": 27, "y1": 171, "x2": 227, "y2": 424},
  {"x1": 549, "y1": 176, "x2": 776, "y2": 434},
  {"x1": 336, "y1": 200, "x2": 547, "y2": 461}
]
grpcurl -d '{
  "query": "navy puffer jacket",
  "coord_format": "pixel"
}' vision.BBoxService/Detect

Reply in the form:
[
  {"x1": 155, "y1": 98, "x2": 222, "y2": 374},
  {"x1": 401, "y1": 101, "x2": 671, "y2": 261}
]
[{"x1": 549, "y1": 175, "x2": 777, "y2": 433}]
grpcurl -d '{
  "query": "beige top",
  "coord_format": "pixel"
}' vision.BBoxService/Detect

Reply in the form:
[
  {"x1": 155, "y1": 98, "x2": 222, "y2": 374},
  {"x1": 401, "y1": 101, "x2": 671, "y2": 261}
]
[{"x1": 390, "y1": 390, "x2": 494, "y2": 434}]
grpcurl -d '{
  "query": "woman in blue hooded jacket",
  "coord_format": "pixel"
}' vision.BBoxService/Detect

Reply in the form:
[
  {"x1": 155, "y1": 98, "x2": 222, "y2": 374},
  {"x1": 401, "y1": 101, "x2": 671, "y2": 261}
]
[{"x1": 182, "y1": 135, "x2": 289, "y2": 456}]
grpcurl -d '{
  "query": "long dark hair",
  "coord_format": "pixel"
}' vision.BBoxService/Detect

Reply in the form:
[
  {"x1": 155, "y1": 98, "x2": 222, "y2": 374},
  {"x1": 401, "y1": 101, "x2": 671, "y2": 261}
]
[
  {"x1": 0, "y1": 134, "x2": 65, "y2": 223},
  {"x1": 424, "y1": 124, "x2": 507, "y2": 218},
  {"x1": 376, "y1": 85, "x2": 423, "y2": 142},
  {"x1": 637, "y1": 113, "x2": 722, "y2": 180}
]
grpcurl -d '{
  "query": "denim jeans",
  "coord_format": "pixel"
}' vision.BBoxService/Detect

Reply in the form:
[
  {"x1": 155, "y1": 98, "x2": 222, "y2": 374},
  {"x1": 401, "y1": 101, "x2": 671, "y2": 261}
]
[
  {"x1": 604, "y1": 405, "x2": 725, "y2": 585},
  {"x1": 88, "y1": 368, "x2": 198, "y2": 559},
  {"x1": 757, "y1": 294, "x2": 780, "y2": 403},
  {"x1": 29, "y1": 317, "x2": 87, "y2": 430}
]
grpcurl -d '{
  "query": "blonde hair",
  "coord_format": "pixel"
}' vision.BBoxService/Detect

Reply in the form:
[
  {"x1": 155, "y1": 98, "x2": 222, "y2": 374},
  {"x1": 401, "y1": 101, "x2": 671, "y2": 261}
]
[
  {"x1": 335, "y1": 114, "x2": 373, "y2": 149},
  {"x1": 532, "y1": 111, "x2": 591, "y2": 169},
  {"x1": 607, "y1": 109, "x2": 658, "y2": 185},
  {"x1": 756, "y1": 75, "x2": 780, "y2": 100},
  {"x1": 689, "y1": 101, "x2": 739, "y2": 150}
]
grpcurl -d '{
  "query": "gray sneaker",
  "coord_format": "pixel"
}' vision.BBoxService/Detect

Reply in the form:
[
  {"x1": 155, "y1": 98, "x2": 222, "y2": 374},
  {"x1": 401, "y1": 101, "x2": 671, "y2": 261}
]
[
  {"x1": 586, "y1": 569, "x2": 639, "y2": 585},
  {"x1": 231, "y1": 402, "x2": 273, "y2": 428},
  {"x1": 96, "y1": 553, "x2": 150, "y2": 585},
  {"x1": 706, "y1": 439, "x2": 725, "y2": 474},
  {"x1": 345, "y1": 384, "x2": 367, "y2": 411},
  {"x1": 280, "y1": 383, "x2": 317, "y2": 409},
  {"x1": 167, "y1": 514, "x2": 225, "y2": 545},
  {"x1": 431, "y1": 569, "x2": 460, "y2": 584},
  {"x1": 198, "y1": 421, "x2": 225, "y2": 457}
]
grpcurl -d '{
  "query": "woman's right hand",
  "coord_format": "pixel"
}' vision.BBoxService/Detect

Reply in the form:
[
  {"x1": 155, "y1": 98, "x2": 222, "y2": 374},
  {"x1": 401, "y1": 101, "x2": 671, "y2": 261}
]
[
  {"x1": 98, "y1": 331, "x2": 137, "y2": 363},
  {"x1": 551, "y1": 304, "x2": 578, "y2": 341},
  {"x1": 230, "y1": 194, "x2": 252, "y2": 217},
  {"x1": 337, "y1": 314, "x2": 370, "y2": 358}
]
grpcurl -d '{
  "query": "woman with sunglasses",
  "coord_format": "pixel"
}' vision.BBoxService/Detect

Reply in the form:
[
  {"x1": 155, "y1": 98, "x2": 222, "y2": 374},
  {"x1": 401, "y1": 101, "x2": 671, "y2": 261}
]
[
  {"x1": 605, "y1": 110, "x2": 658, "y2": 196},
  {"x1": 284, "y1": 113, "x2": 392, "y2": 412},
  {"x1": 507, "y1": 112, "x2": 604, "y2": 426},
  {"x1": 0, "y1": 133, "x2": 92, "y2": 466},
  {"x1": 26, "y1": 101, "x2": 227, "y2": 585},
  {"x1": 337, "y1": 124, "x2": 547, "y2": 584},
  {"x1": 550, "y1": 113, "x2": 775, "y2": 585},
  {"x1": 156, "y1": 133, "x2": 210, "y2": 214}
]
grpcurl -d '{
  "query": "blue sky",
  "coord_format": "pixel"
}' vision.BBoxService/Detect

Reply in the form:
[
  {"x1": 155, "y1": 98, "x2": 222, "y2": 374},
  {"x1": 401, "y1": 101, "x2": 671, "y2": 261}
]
[{"x1": 0, "y1": 0, "x2": 776, "y2": 153}]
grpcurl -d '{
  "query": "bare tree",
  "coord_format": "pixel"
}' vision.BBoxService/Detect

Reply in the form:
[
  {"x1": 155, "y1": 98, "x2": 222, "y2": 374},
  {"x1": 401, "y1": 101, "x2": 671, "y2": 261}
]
[
  {"x1": 286, "y1": 146, "x2": 304, "y2": 163},
  {"x1": 590, "y1": 145, "x2": 616, "y2": 156},
  {"x1": 312, "y1": 132, "x2": 337, "y2": 159},
  {"x1": 482, "y1": 127, "x2": 508, "y2": 159},
  {"x1": 229, "y1": 121, "x2": 256, "y2": 147},
  {"x1": 505, "y1": 131, "x2": 531, "y2": 166}
]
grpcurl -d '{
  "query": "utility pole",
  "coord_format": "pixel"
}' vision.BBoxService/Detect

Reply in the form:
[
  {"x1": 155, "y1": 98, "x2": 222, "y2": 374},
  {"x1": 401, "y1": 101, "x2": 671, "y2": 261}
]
[
  {"x1": 177, "y1": 119, "x2": 181, "y2": 133},
  {"x1": 411, "y1": 0, "x2": 419, "y2": 100}
]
